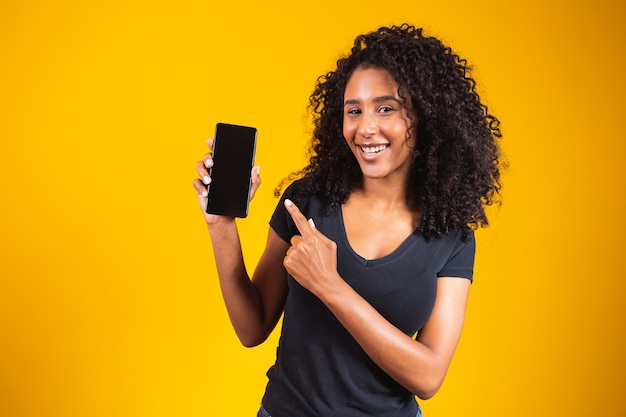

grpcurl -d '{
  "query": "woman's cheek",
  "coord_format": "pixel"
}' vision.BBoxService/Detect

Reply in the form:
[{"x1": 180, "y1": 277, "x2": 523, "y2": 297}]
[{"x1": 343, "y1": 121, "x2": 356, "y2": 144}]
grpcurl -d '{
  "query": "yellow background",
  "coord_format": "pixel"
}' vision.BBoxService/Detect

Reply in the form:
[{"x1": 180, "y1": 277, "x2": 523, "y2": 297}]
[{"x1": 1, "y1": 1, "x2": 624, "y2": 416}]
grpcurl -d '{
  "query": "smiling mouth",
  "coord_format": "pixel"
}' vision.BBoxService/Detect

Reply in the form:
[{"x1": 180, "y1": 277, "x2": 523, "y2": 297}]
[{"x1": 358, "y1": 144, "x2": 389, "y2": 154}]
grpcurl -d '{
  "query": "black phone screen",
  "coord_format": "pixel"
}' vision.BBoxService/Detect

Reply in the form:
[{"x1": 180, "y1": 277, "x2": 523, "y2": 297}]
[{"x1": 205, "y1": 123, "x2": 257, "y2": 217}]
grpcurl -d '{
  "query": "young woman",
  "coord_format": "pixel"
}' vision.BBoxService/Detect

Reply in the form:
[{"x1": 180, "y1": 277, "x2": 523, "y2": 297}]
[{"x1": 194, "y1": 24, "x2": 502, "y2": 417}]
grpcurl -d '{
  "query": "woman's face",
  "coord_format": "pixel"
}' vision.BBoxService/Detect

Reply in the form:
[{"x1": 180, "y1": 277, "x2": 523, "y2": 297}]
[{"x1": 342, "y1": 67, "x2": 416, "y2": 184}]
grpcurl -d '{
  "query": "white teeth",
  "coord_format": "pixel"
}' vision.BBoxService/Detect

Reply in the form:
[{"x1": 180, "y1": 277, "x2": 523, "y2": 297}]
[{"x1": 360, "y1": 144, "x2": 388, "y2": 154}]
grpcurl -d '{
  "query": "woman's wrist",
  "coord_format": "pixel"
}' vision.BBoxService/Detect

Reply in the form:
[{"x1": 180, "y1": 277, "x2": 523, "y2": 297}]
[{"x1": 206, "y1": 217, "x2": 237, "y2": 234}]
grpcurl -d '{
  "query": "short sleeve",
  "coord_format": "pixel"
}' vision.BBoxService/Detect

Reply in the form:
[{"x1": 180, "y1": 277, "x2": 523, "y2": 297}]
[
  {"x1": 437, "y1": 230, "x2": 476, "y2": 282},
  {"x1": 269, "y1": 182, "x2": 298, "y2": 243}
]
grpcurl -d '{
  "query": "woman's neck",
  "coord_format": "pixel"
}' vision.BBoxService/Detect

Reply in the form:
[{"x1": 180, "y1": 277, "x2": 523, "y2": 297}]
[{"x1": 354, "y1": 176, "x2": 413, "y2": 210}]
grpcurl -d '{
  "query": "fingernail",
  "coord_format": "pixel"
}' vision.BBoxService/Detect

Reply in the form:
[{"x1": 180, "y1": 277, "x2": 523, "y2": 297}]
[
  {"x1": 285, "y1": 199, "x2": 293, "y2": 207},
  {"x1": 205, "y1": 159, "x2": 212, "y2": 168},
  {"x1": 203, "y1": 176, "x2": 211, "y2": 184},
  {"x1": 201, "y1": 190, "x2": 208, "y2": 198},
  {"x1": 309, "y1": 218, "x2": 316, "y2": 229}
]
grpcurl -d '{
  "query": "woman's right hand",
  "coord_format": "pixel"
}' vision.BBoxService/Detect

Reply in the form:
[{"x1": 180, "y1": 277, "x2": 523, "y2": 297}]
[{"x1": 193, "y1": 138, "x2": 261, "y2": 226}]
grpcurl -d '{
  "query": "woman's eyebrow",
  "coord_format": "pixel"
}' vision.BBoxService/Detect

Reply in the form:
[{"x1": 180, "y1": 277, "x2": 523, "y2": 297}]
[
  {"x1": 344, "y1": 96, "x2": 401, "y2": 106},
  {"x1": 373, "y1": 95, "x2": 401, "y2": 103}
]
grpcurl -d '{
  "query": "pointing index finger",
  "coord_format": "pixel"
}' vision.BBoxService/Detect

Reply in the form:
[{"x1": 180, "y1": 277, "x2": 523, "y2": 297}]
[{"x1": 285, "y1": 199, "x2": 314, "y2": 237}]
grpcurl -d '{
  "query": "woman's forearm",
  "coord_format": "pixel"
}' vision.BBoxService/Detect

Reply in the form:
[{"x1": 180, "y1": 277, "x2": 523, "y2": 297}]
[
  {"x1": 207, "y1": 222, "x2": 289, "y2": 347},
  {"x1": 318, "y1": 276, "x2": 470, "y2": 399},
  {"x1": 207, "y1": 221, "x2": 267, "y2": 346}
]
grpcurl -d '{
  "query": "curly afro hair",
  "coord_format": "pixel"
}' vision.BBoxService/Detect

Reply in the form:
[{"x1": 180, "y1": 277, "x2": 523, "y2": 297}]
[{"x1": 276, "y1": 24, "x2": 503, "y2": 241}]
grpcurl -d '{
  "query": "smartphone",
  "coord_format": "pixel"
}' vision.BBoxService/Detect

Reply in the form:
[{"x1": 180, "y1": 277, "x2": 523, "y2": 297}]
[{"x1": 205, "y1": 123, "x2": 257, "y2": 218}]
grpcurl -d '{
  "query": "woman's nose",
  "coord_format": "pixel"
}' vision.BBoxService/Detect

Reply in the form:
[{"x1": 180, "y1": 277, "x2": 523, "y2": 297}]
[{"x1": 358, "y1": 113, "x2": 378, "y2": 138}]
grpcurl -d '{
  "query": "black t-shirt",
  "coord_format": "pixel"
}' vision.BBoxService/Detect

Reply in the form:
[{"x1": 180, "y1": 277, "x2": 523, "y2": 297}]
[{"x1": 262, "y1": 181, "x2": 475, "y2": 417}]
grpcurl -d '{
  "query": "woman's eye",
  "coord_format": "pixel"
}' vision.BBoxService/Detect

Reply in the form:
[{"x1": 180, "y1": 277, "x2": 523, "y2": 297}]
[
  {"x1": 379, "y1": 106, "x2": 393, "y2": 113},
  {"x1": 347, "y1": 108, "x2": 361, "y2": 115}
]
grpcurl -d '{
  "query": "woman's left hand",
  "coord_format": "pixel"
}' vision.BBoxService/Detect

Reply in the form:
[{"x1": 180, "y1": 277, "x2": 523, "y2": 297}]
[{"x1": 283, "y1": 199, "x2": 340, "y2": 296}]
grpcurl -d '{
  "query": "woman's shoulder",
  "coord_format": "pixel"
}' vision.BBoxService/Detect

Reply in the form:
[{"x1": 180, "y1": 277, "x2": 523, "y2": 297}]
[
  {"x1": 270, "y1": 178, "x2": 329, "y2": 242},
  {"x1": 280, "y1": 178, "x2": 304, "y2": 196},
  {"x1": 279, "y1": 178, "x2": 326, "y2": 207}
]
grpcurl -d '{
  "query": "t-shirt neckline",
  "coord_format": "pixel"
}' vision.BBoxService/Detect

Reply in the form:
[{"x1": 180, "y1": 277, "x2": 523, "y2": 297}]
[{"x1": 335, "y1": 204, "x2": 421, "y2": 267}]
